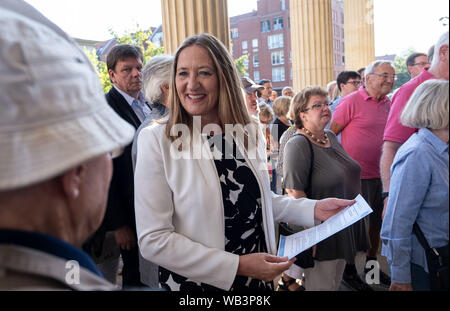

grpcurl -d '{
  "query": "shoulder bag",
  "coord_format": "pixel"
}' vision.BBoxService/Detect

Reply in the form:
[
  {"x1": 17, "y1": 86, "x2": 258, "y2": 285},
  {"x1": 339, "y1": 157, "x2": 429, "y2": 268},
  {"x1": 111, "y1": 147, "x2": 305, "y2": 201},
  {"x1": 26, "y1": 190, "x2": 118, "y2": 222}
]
[
  {"x1": 413, "y1": 222, "x2": 448, "y2": 291},
  {"x1": 279, "y1": 134, "x2": 315, "y2": 269}
]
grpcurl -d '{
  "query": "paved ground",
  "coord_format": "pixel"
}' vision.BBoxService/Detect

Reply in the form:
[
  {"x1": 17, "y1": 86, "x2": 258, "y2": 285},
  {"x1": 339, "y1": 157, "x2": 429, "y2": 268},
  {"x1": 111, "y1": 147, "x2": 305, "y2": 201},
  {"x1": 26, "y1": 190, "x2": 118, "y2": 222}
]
[
  {"x1": 116, "y1": 251, "x2": 391, "y2": 291},
  {"x1": 274, "y1": 251, "x2": 390, "y2": 291},
  {"x1": 338, "y1": 252, "x2": 390, "y2": 291}
]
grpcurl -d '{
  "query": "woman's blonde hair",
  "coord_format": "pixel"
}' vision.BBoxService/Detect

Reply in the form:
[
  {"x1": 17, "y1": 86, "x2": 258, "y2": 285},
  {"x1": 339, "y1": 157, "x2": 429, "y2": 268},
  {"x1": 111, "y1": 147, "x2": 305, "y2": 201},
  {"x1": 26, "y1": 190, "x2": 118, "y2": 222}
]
[
  {"x1": 273, "y1": 96, "x2": 291, "y2": 117},
  {"x1": 331, "y1": 84, "x2": 341, "y2": 101},
  {"x1": 292, "y1": 86, "x2": 328, "y2": 129},
  {"x1": 165, "y1": 34, "x2": 251, "y2": 141},
  {"x1": 259, "y1": 104, "x2": 274, "y2": 123},
  {"x1": 401, "y1": 79, "x2": 449, "y2": 130}
]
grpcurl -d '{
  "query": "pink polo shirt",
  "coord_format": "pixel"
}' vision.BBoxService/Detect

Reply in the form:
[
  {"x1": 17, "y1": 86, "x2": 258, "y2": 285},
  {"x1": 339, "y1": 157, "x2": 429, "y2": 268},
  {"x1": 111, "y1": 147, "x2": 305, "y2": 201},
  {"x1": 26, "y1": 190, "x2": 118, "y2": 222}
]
[
  {"x1": 333, "y1": 87, "x2": 391, "y2": 179},
  {"x1": 383, "y1": 68, "x2": 436, "y2": 144}
]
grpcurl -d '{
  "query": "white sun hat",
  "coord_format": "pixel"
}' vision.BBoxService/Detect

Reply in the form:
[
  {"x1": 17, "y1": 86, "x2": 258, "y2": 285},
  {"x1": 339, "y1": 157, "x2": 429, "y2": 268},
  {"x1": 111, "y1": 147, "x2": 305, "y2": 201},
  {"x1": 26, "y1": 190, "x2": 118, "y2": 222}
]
[{"x1": 0, "y1": 2, "x2": 135, "y2": 191}]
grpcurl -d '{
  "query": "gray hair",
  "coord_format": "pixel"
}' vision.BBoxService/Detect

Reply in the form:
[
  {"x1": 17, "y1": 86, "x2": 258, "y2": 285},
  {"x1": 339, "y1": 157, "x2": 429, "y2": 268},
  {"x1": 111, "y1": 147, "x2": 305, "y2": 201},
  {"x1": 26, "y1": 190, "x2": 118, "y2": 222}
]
[
  {"x1": 282, "y1": 86, "x2": 293, "y2": 94},
  {"x1": 401, "y1": 79, "x2": 449, "y2": 130},
  {"x1": 326, "y1": 81, "x2": 337, "y2": 92},
  {"x1": 142, "y1": 54, "x2": 174, "y2": 104},
  {"x1": 431, "y1": 31, "x2": 449, "y2": 67},
  {"x1": 365, "y1": 60, "x2": 394, "y2": 79}
]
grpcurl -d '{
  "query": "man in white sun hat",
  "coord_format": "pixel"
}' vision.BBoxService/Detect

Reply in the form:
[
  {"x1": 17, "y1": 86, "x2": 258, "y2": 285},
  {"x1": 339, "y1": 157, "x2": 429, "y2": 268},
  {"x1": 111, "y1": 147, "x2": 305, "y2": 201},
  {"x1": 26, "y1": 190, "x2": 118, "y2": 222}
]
[{"x1": 0, "y1": 0, "x2": 135, "y2": 290}]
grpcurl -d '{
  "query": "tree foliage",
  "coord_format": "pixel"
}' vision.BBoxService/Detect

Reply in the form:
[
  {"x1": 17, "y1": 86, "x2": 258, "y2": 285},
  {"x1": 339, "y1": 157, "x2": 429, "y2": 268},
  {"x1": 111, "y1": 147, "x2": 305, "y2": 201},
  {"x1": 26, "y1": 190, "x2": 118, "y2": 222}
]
[
  {"x1": 111, "y1": 24, "x2": 164, "y2": 62},
  {"x1": 234, "y1": 54, "x2": 249, "y2": 77},
  {"x1": 84, "y1": 47, "x2": 112, "y2": 92},
  {"x1": 84, "y1": 25, "x2": 164, "y2": 93},
  {"x1": 392, "y1": 49, "x2": 415, "y2": 90},
  {"x1": 85, "y1": 26, "x2": 251, "y2": 91}
]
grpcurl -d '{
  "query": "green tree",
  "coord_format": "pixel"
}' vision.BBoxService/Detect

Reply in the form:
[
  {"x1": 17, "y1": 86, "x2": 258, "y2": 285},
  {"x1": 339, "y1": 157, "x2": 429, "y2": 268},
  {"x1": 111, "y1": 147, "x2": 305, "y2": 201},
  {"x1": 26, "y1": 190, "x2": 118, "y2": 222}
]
[
  {"x1": 234, "y1": 54, "x2": 249, "y2": 77},
  {"x1": 111, "y1": 24, "x2": 164, "y2": 62},
  {"x1": 84, "y1": 25, "x2": 164, "y2": 93},
  {"x1": 84, "y1": 47, "x2": 112, "y2": 92},
  {"x1": 392, "y1": 49, "x2": 415, "y2": 90}
]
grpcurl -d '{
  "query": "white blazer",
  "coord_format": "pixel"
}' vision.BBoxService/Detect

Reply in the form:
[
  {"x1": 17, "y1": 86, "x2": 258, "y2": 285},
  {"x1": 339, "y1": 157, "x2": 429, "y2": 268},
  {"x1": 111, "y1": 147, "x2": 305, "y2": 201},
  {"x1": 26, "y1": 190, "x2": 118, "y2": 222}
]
[{"x1": 134, "y1": 121, "x2": 317, "y2": 290}]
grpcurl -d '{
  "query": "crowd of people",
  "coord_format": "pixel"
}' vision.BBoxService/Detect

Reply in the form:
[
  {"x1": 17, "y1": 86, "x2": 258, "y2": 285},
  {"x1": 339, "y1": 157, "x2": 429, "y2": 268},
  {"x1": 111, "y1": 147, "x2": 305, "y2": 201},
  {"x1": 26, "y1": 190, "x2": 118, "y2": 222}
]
[{"x1": 0, "y1": 1, "x2": 448, "y2": 292}]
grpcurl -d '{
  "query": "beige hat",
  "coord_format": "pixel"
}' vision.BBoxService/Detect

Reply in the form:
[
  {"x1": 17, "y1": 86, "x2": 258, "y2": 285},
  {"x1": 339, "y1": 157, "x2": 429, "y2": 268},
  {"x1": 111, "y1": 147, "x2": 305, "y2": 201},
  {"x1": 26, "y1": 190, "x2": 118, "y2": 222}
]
[
  {"x1": 0, "y1": 4, "x2": 135, "y2": 191},
  {"x1": 241, "y1": 77, "x2": 264, "y2": 94}
]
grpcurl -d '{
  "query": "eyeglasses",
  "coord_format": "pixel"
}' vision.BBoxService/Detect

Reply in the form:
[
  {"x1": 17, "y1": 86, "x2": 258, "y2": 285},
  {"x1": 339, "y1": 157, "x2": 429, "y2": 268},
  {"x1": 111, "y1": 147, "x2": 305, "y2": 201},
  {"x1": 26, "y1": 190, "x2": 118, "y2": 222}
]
[
  {"x1": 345, "y1": 80, "x2": 362, "y2": 86},
  {"x1": 302, "y1": 101, "x2": 332, "y2": 112},
  {"x1": 369, "y1": 73, "x2": 397, "y2": 81},
  {"x1": 412, "y1": 62, "x2": 430, "y2": 67}
]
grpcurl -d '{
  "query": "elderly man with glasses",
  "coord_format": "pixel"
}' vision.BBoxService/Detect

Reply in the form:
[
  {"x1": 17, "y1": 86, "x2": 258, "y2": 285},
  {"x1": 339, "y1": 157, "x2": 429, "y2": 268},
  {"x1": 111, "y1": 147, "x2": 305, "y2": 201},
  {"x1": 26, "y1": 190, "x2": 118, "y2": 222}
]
[{"x1": 330, "y1": 60, "x2": 396, "y2": 289}]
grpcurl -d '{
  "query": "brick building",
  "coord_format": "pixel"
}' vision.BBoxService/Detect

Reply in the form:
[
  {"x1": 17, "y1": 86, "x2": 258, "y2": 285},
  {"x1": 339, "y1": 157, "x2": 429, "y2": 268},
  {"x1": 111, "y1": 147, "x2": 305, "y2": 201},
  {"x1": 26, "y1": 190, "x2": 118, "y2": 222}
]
[{"x1": 230, "y1": 0, "x2": 345, "y2": 92}]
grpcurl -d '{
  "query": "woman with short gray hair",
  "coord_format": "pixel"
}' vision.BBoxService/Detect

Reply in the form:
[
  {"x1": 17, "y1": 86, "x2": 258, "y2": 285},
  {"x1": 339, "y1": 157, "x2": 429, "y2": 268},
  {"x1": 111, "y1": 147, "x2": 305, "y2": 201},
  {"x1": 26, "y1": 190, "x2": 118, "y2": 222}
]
[
  {"x1": 142, "y1": 54, "x2": 174, "y2": 105},
  {"x1": 381, "y1": 79, "x2": 449, "y2": 291},
  {"x1": 132, "y1": 55, "x2": 174, "y2": 169}
]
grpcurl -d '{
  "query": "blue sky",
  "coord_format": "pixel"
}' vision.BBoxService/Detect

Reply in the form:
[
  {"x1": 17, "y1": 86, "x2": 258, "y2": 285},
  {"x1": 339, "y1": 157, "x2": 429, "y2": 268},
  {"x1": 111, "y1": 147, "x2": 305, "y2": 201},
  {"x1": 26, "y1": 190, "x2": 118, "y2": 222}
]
[{"x1": 25, "y1": 0, "x2": 449, "y2": 56}]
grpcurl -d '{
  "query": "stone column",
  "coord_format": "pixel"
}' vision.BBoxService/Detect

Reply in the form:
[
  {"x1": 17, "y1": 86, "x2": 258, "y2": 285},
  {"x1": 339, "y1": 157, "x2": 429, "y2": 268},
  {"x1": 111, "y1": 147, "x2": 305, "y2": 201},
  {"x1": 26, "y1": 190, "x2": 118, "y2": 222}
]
[
  {"x1": 344, "y1": 0, "x2": 375, "y2": 71},
  {"x1": 290, "y1": 0, "x2": 335, "y2": 91},
  {"x1": 161, "y1": 0, "x2": 230, "y2": 55}
]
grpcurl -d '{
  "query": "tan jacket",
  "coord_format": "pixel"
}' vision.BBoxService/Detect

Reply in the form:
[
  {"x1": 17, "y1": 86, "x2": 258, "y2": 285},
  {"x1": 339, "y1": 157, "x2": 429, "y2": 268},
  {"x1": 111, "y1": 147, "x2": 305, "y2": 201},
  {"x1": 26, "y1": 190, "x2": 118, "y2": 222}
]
[{"x1": 0, "y1": 245, "x2": 116, "y2": 291}]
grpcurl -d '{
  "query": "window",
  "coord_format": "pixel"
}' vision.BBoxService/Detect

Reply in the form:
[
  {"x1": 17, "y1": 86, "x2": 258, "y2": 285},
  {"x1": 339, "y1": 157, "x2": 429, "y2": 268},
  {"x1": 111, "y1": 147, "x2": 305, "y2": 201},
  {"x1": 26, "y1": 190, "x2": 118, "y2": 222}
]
[
  {"x1": 271, "y1": 50, "x2": 284, "y2": 65},
  {"x1": 254, "y1": 71, "x2": 260, "y2": 82},
  {"x1": 243, "y1": 57, "x2": 249, "y2": 69},
  {"x1": 268, "y1": 34, "x2": 284, "y2": 49},
  {"x1": 281, "y1": 0, "x2": 286, "y2": 10},
  {"x1": 231, "y1": 27, "x2": 238, "y2": 39},
  {"x1": 272, "y1": 67, "x2": 285, "y2": 82},
  {"x1": 261, "y1": 20, "x2": 270, "y2": 33},
  {"x1": 252, "y1": 39, "x2": 258, "y2": 52},
  {"x1": 273, "y1": 16, "x2": 283, "y2": 30},
  {"x1": 290, "y1": 51, "x2": 292, "y2": 63},
  {"x1": 290, "y1": 67, "x2": 293, "y2": 81},
  {"x1": 242, "y1": 41, "x2": 248, "y2": 50},
  {"x1": 342, "y1": 55, "x2": 345, "y2": 66},
  {"x1": 253, "y1": 55, "x2": 259, "y2": 68}
]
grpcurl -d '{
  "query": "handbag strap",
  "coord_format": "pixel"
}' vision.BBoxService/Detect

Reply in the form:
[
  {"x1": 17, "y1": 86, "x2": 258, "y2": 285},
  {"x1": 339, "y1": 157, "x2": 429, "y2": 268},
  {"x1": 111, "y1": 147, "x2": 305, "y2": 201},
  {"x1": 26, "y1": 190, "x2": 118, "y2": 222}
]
[
  {"x1": 292, "y1": 134, "x2": 314, "y2": 196},
  {"x1": 413, "y1": 222, "x2": 432, "y2": 251}
]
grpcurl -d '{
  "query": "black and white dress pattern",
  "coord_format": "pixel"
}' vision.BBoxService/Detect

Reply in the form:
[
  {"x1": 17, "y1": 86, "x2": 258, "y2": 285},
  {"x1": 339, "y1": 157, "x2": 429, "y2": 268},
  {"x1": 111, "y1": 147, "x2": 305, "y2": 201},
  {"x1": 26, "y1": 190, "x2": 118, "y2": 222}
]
[{"x1": 158, "y1": 134, "x2": 273, "y2": 291}]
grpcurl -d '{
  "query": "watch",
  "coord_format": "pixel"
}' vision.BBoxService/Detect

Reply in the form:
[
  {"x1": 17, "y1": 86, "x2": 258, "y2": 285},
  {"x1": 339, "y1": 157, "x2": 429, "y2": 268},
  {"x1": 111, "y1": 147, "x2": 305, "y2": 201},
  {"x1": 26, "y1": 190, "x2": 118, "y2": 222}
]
[{"x1": 381, "y1": 192, "x2": 389, "y2": 200}]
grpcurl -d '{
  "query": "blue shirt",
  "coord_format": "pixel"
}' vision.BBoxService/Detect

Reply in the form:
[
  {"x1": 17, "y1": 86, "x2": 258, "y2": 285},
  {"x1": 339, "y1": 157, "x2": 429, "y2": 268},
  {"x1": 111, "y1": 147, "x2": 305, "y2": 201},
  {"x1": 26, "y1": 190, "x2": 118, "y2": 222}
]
[
  {"x1": 329, "y1": 96, "x2": 342, "y2": 115},
  {"x1": 131, "y1": 102, "x2": 169, "y2": 170},
  {"x1": 257, "y1": 97, "x2": 273, "y2": 107},
  {"x1": 381, "y1": 128, "x2": 449, "y2": 284},
  {"x1": 113, "y1": 85, "x2": 151, "y2": 122},
  {"x1": 327, "y1": 96, "x2": 342, "y2": 143}
]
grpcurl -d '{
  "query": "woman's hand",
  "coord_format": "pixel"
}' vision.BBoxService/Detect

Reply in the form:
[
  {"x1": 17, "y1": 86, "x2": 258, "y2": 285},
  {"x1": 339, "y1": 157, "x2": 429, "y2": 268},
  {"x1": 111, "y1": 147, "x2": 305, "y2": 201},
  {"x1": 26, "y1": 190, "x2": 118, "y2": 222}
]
[
  {"x1": 237, "y1": 253, "x2": 296, "y2": 282},
  {"x1": 114, "y1": 225, "x2": 136, "y2": 251},
  {"x1": 314, "y1": 198, "x2": 355, "y2": 221}
]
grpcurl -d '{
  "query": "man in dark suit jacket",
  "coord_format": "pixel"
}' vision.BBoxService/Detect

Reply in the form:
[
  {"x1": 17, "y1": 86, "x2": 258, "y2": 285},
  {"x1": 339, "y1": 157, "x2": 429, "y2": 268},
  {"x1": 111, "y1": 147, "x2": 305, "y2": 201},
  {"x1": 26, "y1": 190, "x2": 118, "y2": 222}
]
[{"x1": 86, "y1": 44, "x2": 150, "y2": 288}]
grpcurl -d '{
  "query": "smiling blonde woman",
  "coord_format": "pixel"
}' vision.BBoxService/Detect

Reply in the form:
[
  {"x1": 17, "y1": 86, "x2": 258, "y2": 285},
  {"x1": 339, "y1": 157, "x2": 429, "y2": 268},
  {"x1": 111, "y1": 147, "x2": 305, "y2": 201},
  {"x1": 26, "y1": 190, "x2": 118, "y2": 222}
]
[{"x1": 134, "y1": 34, "x2": 355, "y2": 292}]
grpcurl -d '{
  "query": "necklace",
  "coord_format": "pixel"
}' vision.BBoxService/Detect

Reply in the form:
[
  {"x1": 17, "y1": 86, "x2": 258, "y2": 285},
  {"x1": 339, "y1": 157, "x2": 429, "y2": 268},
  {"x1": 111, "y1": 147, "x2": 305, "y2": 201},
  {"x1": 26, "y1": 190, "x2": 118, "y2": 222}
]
[{"x1": 302, "y1": 127, "x2": 328, "y2": 145}]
